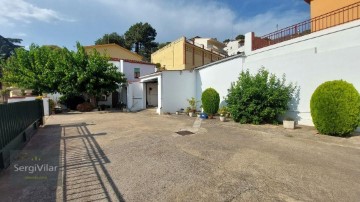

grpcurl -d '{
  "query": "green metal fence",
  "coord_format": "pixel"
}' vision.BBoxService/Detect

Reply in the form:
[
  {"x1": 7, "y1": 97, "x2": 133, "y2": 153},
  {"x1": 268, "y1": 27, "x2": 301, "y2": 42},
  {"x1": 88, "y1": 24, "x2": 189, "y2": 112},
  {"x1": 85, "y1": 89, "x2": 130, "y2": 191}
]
[{"x1": 0, "y1": 100, "x2": 44, "y2": 168}]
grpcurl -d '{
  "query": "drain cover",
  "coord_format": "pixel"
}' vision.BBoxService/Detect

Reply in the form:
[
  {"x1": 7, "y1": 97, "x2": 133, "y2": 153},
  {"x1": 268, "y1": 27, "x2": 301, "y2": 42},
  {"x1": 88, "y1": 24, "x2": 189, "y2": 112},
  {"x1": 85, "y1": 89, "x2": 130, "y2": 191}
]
[{"x1": 176, "y1": 130, "x2": 194, "y2": 136}]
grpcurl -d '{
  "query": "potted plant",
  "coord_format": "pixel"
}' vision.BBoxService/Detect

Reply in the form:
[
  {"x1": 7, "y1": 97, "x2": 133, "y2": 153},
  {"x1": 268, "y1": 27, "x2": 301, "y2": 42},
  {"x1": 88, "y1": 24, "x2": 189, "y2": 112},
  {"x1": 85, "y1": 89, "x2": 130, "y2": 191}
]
[
  {"x1": 187, "y1": 97, "x2": 199, "y2": 117},
  {"x1": 283, "y1": 117, "x2": 295, "y2": 129},
  {"x1": 220, "y1": 114, "x2": 226, "y2": 122},
  {"x1": 218, "y1": 106, "x2": 228, "y2": 122},
  {"x1": 185, "y1": 107, "x2": 191, "y2": 115}
]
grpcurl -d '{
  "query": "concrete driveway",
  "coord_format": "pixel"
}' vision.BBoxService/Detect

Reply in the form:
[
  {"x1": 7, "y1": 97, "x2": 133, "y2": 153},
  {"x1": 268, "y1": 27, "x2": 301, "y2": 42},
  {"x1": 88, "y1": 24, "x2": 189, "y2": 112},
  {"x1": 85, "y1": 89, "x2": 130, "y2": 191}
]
[{"x1": 0, "y1": 110, "x2": 359, "y2": 202}]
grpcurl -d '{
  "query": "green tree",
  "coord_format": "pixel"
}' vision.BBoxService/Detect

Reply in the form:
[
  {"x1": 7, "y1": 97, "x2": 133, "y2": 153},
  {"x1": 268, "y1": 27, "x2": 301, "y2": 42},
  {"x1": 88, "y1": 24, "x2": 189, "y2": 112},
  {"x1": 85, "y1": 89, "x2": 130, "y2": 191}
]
[
  {"x1": 60, "y1": 43, "x2": 126, "y2": 105},
  {"x1": 124, "y1": 22, "x2": 157, "y2": 61},
  {"x1": 0, "y1": 35, "x2": 22, "y2": 59},
  {"x1": 1, "y1": 42, "x2": 127, "y2": 104},
  {"x1": 1, "y1": 44, "x2": 64, "y2": 94},
  {"x1": 235, "y1": 34, "x2": 245, "y2": 41},
  {"x1": 95, "y1": 32, "x2": 127, "y2": 48},
  {"x1": 223, "y1": 39, "x2": 231, "y2": 44}
]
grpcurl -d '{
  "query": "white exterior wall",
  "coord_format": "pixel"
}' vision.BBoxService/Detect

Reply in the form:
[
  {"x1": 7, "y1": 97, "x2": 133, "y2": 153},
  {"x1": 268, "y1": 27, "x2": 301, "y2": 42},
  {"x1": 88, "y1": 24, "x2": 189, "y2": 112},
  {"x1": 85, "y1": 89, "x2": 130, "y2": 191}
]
[
  {"x1": 196, "y1": 56, "x2": 244, "y2": 107},
  {"x1": 161, "y1": 71, "x2": 196, "y2": 113},
  {"x1": 121, "y1": 60, "x2": 156, "y2": 82},
  {"x1": 224, "y1": 40, "x2": 245, "y2": 56},
  {"x1": 243, "y1": 20, "x2": 360, "y2": 126}
]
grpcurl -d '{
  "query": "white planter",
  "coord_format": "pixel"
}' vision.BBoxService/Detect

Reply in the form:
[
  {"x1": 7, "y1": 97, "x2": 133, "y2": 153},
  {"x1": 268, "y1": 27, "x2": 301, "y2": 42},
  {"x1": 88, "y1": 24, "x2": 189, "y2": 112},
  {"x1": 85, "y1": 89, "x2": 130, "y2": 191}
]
[
  {"x1": 176, "y1": 111, "x2": 179, "y2": 115},
  {"x1": 283, "y1": 120, "x2": 295, "y2": 129},
  {"x1": 197, "y1": 114, "x2": 201, "y2": 118},
  {"x1": 220, "y1": 116, "x2": 226, "y2": 122},
  {"x1": 189, "y1": 112, "x2": 194, "y2": 117}
]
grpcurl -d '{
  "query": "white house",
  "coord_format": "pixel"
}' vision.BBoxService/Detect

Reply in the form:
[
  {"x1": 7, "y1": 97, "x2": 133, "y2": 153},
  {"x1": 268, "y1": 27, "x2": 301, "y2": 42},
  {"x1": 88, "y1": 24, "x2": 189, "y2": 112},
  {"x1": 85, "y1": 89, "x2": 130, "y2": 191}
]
[
  {"x1": 97, "y1": 58, "x2": 156, "y2": 108},
  {"x1": 224, "y1": 40, "x2": 245, "y2": 56}
]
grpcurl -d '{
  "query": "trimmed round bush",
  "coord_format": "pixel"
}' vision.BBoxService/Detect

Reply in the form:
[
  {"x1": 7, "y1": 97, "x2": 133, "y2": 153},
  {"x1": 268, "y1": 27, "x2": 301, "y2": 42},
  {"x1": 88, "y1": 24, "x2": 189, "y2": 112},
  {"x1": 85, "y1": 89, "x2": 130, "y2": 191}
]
[
  {"x1": 201, "y1": 88, "x2": 220, "y2": 115},
  {"x1": 310, "y1": 80, "x2": 360, "y2": 136}
]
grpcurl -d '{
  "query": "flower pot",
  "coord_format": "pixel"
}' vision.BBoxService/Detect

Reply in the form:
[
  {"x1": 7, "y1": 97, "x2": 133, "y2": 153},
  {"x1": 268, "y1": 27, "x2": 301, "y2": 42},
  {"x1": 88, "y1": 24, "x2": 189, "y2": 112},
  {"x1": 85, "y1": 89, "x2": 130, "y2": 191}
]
[
  {"x1": 189, "y1": 112, "x2": 194, "y2": 117},
  {"x1": 176, "y1": 111, "x2": 179, "y2": 115},
  {"x1": 283, "y1": 120, "x2": 295, "y2": 129},
  {"x1": 220, "y1": 116, "x2": 226, "y2": 122},
  {"x1": 197, "y1": 114, "x2": 201, "y2": 118}
]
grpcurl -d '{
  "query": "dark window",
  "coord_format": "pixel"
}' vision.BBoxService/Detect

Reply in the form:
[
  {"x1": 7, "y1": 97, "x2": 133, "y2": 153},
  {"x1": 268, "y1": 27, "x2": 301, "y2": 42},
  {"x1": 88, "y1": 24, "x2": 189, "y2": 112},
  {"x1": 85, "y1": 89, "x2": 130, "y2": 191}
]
[{"x1": 134, "y1": 68, "x2": 140, "y2": 78}]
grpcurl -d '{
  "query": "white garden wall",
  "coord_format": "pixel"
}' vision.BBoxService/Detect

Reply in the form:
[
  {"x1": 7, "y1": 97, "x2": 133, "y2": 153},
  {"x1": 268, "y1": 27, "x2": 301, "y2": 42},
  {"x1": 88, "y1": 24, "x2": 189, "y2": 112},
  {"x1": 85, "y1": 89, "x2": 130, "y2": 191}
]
[
  {"x1": 244, "y1": 20, "x2": 360, "y2": 126},
  {"x1": 196, "y1": 55, "x2": 244, "y2": 107},
  {"x1": 161, "y1": 71, "x2": 196, "y2": 113}
]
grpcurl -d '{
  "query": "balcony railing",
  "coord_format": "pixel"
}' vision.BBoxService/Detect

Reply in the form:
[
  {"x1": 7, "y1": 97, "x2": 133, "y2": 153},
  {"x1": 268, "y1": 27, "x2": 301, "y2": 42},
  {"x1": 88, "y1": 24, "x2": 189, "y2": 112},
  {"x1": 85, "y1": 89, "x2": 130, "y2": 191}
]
[{"x1": 253, "y1": 1, "x2": 360, "y2": 51}]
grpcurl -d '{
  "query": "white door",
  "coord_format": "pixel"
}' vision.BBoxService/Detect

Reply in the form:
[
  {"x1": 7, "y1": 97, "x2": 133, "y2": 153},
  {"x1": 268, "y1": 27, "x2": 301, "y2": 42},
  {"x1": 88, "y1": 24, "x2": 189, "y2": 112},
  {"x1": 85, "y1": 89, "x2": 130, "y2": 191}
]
[{"x1": 147, "y1": 83, "x2": 158, "y2": 106}]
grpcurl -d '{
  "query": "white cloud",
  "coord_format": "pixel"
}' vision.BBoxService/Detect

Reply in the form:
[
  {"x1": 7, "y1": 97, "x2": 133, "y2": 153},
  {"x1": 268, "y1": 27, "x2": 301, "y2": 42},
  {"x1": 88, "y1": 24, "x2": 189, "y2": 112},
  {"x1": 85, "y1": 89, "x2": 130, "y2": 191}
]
[
  {"x1": 0, "y1": 0, "x2": 71, "y2": 25},
  {"x1": 93, "y1": 0, "x2": 308, "y2": 41},
  {"x1": 14, "y1": 32, "x2": 27, "y2": 37}
]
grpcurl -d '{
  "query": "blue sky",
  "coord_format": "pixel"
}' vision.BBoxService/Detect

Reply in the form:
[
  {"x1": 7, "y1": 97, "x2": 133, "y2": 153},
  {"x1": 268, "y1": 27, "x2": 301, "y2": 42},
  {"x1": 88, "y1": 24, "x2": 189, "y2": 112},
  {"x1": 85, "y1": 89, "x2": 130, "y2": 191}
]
[{"x1": 0, "y1": 0, "x2": 309, "y2": 49}]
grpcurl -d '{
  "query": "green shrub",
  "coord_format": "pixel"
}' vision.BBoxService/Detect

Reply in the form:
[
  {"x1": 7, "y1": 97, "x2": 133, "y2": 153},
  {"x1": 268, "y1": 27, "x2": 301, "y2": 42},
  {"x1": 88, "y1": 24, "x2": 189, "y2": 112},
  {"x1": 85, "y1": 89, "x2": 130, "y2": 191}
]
[
  {"x1": 201, "y1": 88, "x2": 220, "y2": 115},
  {"x1": 310, "y1": 80, "x2": 360, "y2": 136},
  {"x1": 226, "y1": 68, "x2": 296, "y2": 124},
  {"x1": 59, "y1": 94, "x2": 85, "y2": 110}
]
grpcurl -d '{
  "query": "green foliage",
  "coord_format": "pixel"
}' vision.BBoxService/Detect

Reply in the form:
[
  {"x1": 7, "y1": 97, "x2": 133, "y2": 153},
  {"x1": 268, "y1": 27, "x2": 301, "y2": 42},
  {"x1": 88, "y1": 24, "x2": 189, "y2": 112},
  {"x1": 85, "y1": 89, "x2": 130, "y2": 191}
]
[
  {"x1": 0, "y1": 35, "x2": 22, "y2": 59},
  {"x1": 49, "y1": 99, "x2": 55, "y2": 111},
  {"x1": 124, "y1": 22, "x2": 157, "y2": 61},
  {"x1": 1, "y1": 44, "x2": 64, "y2": 94},
  {"x1": 218, "y1": 106, "x2": 228, "y2": 116},
  {"x1": 226, "y1": 68, "x2": 296, "y2": 124},
  {"x1": 235, "y1": 34, "x2": 245, "y2": 41},
  {"x1": 187, "y1": 97, "x2": 199, "y2": 112},
  {"x1": 59, "y1": 94, "x2": 85, "y2": 110},
  {"x1": 157, "y1": 42, "x2": 171, "y2": 50},
  {"x1": 95, "y1": 32, "x2": 127, "y2": 48},
  {"x1": 1, "y1": 42, "x2": 126, "y2": 105},
  {"x1": 310, "y1": 80, "x2": 360, "y2": 136},
  {"x1": 201, "y1": 88, "x2": 220, "y2": 115},
  {"x1": 61, "y1": 43, "x2": 126, "y2": 100},
  {"x1": 223, "y1": 39, "x2": 230, "y2": 44}
]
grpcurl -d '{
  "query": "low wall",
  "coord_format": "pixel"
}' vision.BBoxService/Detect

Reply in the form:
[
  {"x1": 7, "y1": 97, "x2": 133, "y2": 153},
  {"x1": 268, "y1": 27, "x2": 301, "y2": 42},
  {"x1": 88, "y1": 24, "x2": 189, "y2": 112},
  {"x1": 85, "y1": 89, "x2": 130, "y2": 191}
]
[{"x1": 8, "y1": 97, "x2": 50, "y2": 116}]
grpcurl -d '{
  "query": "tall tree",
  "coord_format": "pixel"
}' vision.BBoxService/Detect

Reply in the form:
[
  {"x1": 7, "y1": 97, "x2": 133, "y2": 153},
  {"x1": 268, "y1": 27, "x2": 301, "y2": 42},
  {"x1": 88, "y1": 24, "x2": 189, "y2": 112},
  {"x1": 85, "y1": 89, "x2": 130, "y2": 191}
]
[
  {"x1": 1, "y1": 42, "x2": 126, "y2": 101},
  {"x1": 1, "y1": 44, "x2": 65, "y2": 94},
  {"x1": 60, "y1": 43, "x2": 126, "y2": 104},
  {"x1": 95, "y1": 32, "x2": 127, "y2": 48},
  {"x1": 0, "y1": 35, "x2": 22, "y2": 59},
  {"x1": 124, "y1": 22, "x2": 157, "y2": 61}
]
